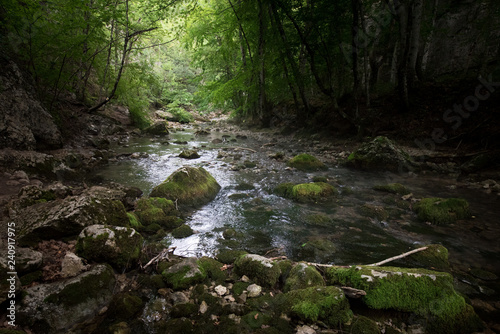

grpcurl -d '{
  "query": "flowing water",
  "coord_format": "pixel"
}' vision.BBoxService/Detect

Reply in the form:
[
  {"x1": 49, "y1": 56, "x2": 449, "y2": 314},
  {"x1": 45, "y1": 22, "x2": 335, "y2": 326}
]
[{"x1": 93, "y1": 125, "x2": 500, "y2": 284}]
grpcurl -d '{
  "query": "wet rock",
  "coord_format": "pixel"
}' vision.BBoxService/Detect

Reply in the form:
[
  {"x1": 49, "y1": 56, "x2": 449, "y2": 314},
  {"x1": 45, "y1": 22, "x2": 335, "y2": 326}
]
[
  {"x1": 246, "y1": 284, "x2": 262, "y2": 298},
  {"x1": 171, "y1": 224, "x2": 194, "y2": 238},
  {"x1": 413, "y1": 197, "x2": 471, "y2": 224},
  {"x1": 0, "y1": 150, "x2": 58, "y2": 178},
  {"x1": 284, "y1": 263, "x2": 325, "y2": 292},
  {"x1": 348, "y1": 315, "x2": 381, "y2": 334},
  {"x1": 215, "y1": 285, "x2": 228, "y2": 296},
  {"x1": 359, "y1": 204, "x2": 389, "y2": 221},
  {"x1": 179, "y1": 149, "x2": 200, "y2": 159},
  {"x1": 106, "y1": 292, "x2": 144, "y2": 321},
  {"x1": 392, "y1": 244, "x2": 451, "y2": 271},
  {"x1": 162, "y1": 257, "x2": 206, "y2": 290},
  {"x1": 296, "y1": 325, "x2": 316, "y2": 334},
  {"x1": 150, "y1": 166, "x2": 221, "y2": 210},
  {"x1": 346, "y1": 136, "x2": 415, "y2": 172},
  {"x1": 14, "y1": 187, "x2": 130, "y2": 246},
  {"x1": 61, "y1": 252, "x2": 90, "y2": 278},
  {"x1": 143, "y1": 121, "x2": 169, "y2": 136},
  {"x1": 16, "y1": 247, "x2": 43, "y2": 274},
  {"x1": 234, "y1": 254, "x2": 281, "y2": 288},
  {"x1": 287, "y1": 154, "x2": 327, "y2": 171},
  {"x1": 275, "y1": 182, "x2": 338, "y2": 203},
  {"x1": 283, "y1": 286, "x2": 352, "y2": 327},
  {"x1": 19, "y1": 264, "x2": 115, "y2": 333},
  {"x1": 76, "y1": 225, "x2": 144, "y2": 270},
  {"x1": 328, "y1": 266, "x2": 483, "y2": 333},
  {"x1": 0, "y1": 57, "x2": 62, "y2": 150},
  {"x1": 373, "y1": 183, "x2": 410, "y2": 195},
  {"x1": 134, "y1": 197, "x2": 182, "y2": 231}
]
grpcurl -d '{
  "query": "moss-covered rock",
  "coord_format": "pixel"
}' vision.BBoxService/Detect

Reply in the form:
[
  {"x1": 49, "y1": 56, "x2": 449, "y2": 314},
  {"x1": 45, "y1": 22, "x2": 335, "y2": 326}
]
[
  {"x1": 107, "y1": 292, "x2": 144, "y2": 321},
  {"x1": 179, "y1": 149, "x2": 200, "y2": 159},
  {"x1": 199, "y1": 257, "x2": 228, "y2": 283},
  {"x1": 346, "y1": 136, "x2": 415, "y2": 172},
  {"x1": 234, "y1": 254, "x2": 281, "y2": 288},
  {"x1": 150, "y1": 167, "x2": 221, "y2": 210},
  {"x1": 413, "y1": 197, "x2": 471, "y2": 224},
  {"x1": 134, "y1": 197, "x2": 180, "y2": 227},
  {"x1": 392, "y1": 244, "x2": 450, "y2": 271},
  {"x1": 216, "y1": 249, "x2": 248, "y2": 264},
  {"x1": 19, "y1": 264, "x2": 115, "y2": 333},
  {"x1": 327, "y1": 265, "x2": 483, "y2": 333},
  {"x1": 76, "y1": 225, "x2": 143, "y2": 270},
  {"x1": 143, "y1": 121, "x2": 169, "y2": 136},
  {"x1": 348, "y1": 316, "x2": 381, "y2": 334},
  {"x1": 305, "y1": 214, "x2": 333, "y2": 227},
  {"x1": 288, "y1": 154, "x2": 327, "y2": 171},
  {"x1": 284, "y1": 263, "x2": 325, "y2": 292},
  {"x1": 171, "y1": 224, "x2": 194, "y2": 238},
  {"x1": 359, "y1": 204, "x2": 389, "y2": 221},
  {"x1": 162, "y1": 257, "x2": 206, "y2": 290},
  {"x1": 373, "y1": 183, "x2": 410, "y2": 195},
  {"x1": 276, "y1": 182, "x2": 338, "y2": 203},
  {"x1": 283, "y1": 286, "x2": 352, "y2": 327}
]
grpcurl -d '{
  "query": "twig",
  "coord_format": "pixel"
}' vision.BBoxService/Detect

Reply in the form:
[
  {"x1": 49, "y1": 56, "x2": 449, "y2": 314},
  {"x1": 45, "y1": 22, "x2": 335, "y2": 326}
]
[
  {"x1": 366, "y1": 246, "x2": 428, "y2": 266},
  {"x1": 142, "y1": 247, "x2": 176, "y2": 269},
  {"x1": 226, "y1": 146, "x2": 257, "y2": 153}
]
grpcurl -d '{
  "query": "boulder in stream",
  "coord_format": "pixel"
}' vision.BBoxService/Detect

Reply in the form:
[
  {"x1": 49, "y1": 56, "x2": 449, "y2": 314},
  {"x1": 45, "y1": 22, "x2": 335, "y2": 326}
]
[
  {"x1": 150, "y1": 166, "x2": 221, "y2": 210},
  {"x1": 328, "y1": 265, "x2": 483, "y2": 333},
  {"x1": 275, "y1": 182, "x2": 338, "y2": 203},
  {"x1": 19, "y1": 264, "x2": 115, "y2": 333},
  {"x1": 287, "y1": 153, "x2": 327, "y2": 171},
  {"x1": 413, "y1": 197, "x2": 471, "y2": 224},
  {"x1": 143, "y1": 120, "x2": 169, "y2": 136},
  {"x1": 234, "y1": 254, "x2": 281, "y2": 288},
  {"x1": 346, "y1": 136, "x2": 415, "y2": 172},
  {"x1": 284, "y1": 263, "x2": 325, "y2": 292},
  {"x1": 179, "y1": 149, "x2": 200, "y2": 159},
  {"x1": 76, "y1": 224, "x2": 144, "y2": 270}
]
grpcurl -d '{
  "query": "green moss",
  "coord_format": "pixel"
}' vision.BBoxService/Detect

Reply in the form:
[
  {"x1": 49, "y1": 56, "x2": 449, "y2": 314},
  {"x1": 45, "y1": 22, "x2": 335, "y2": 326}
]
[
  {"x1": 127, "y1": 212, "x2": 142, "y2": 229},
  {"x1": 312, "y1": 176, "x2": 328, "y2": 183},
  {"x1": 234, "y1": 254, "x2": 281, "y2": 288},
  {"x1": 171, "y1": 303, "x2": 198, "y2": 318},
  {"x1": 349, "y1": 316, "x2": 381, "y2": 334},
  {"x1": 373, "y1": 183, "x2": 410, "y2": 195},
  {"x1": 359, "y1": 204, "x2": 389, "y2": 221},
  {"x1": 216, "y1": 249, "x2": 248, "y2": 264},
  {"x1": 242, "y1": 311, "x2": 272, "y2": 329},
  {"x1": 274, "y1": 183, "x2": 294, "y2": 197},
  {"x1": 288, "y1": 154, "x2": 327, "y2": 171},
  {"x1": 171, "y1": 224, "x2": 193, "y2": 238},
  {"x1": 413, "y1": 197, "x2": 471, "y2": 224},
  {"x1": 327, "y1": 266, "x2": 473, "y2": 322},
  {"x1": 233, "y1": 282, "x2": 251, "y2": 295},
  {"x1": 135, "y1": 197, "x2": 179, "y2": 227},
  {"x1": 393, "y1": 244, "x2": 450, "y2": 271},
  {"x1": 305, "y1": 214, "x2": 332, "y2": 227},
  {"x1": 20, "y1": 270, "x2": 42, "y2": 286},
  {"x1": 162, "y1": 259, "x2": 206, "y2": 290},
  {"x1": 199, "y1": 257, "x2": 228, "y2": 283},
  {"x1": 290, "y1": 182, "x2": 338, "y2": 203},
  {"x1": 107, "y1": 293, "x2": 144, "y2": 320},
  {"x1": 284, "y1": 263, "x2": 325, "y2": 292},
  {"x1": 150, "y1": 167, "x2": 221, "y2": 209},
  {"x1": 284, "y1": 286, "x2": 352, "y2": 327},
  {"x1": 44, "y1": 264, "x2": 115, "y2": 307}
]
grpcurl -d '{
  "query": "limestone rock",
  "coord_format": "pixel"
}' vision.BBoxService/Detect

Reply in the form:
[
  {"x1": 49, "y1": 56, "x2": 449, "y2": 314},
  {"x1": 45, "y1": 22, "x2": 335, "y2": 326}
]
[
  {"x1": 143, "y1": 121, "x2": 169, "y2": 136},
  {"x1": 346, "y1": 136, "x2": 415, "y2": 172},
  {"x1": 284, "y1": 263, "x2": 325, "y2": 292},
  {"x1": 246, "y1": 284, "x2": 262, "y2": 298},
  {"x1": 19, "y1": 264, "x2": 115, "y2": 333},
  {"x1": 179, "y1": 149, "x2": 200, "y2": 159},
  {"x1": 76, "y1": 225, "x2": 144, "y2": 270},
  {"x1": 234, "y1": 254, "x2": 281, "y2": 288},
  {"x1": 16, "y1": 247, "x2": 43, "y2": 274},
  {"x1": 150, "y1": 167, "x2": 221, "y2": 210},
  {"x1": 61, "y1": 252, "x2": 90, "y2": 278},
  {"x1": 0, "y1": 57, "x2": 62, "y2": 150},
  {"x1": 162, "y1": 257, "x2": 206, "y2": 290}
]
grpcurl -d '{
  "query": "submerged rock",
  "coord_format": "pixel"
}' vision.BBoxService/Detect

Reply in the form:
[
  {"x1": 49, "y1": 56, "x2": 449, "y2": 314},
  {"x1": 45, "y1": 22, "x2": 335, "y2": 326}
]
[
  {"x1": 373, "y1": 183, "x2": 410, "y2": 195},
  {"x1": 275, "y1": 182, "x2": 338, "y2": 203},
  {"x1": 288, "y1": 153, "x2": 327, "y2": 171},
  {"x1": 328, "y1": 265, "x2": 483, "y2": 333},
  {"x1": 19, "y1": 264, "x2": 115, "y2": 333},
  {"x1": 413, "y1": 197, "x2": 471, "y2": 224},
  {"x1": 76, "y1": 225, "x2": 144, "y2": 270},
  {"x1": 346, "y1": 136, "x2": 415, "y2": 172},
  {"x1": 150, "y1": 166, "x2": 221, "y2": 210}
]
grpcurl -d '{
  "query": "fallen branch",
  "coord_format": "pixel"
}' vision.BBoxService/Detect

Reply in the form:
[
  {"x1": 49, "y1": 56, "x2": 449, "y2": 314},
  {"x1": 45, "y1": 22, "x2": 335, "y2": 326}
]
[
  {"x1": 367, "y1": 246, "x2": 428, "y2": 267},
  {"x1": 142, "y1": 247, "x2": 176, "y2": 269}
]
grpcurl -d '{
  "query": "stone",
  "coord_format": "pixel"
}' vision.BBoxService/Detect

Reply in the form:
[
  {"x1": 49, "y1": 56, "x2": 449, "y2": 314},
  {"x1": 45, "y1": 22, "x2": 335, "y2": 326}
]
[
  {"x1": 134, "y1": 197, "x2": 182, "y2": 229},
  {"x1": 413, "y1": 197, "x2": 471, "y2": 224},
  {"x1": 143, "y1": 121, "x2": 169, "y2": 136},
  {"x1": 16, "y1": 247, "x2": 43, "y2": 274},
  {"x1": 170, "y1": 291, "x2": 190, "y2": 304},
  {"x1": 296, "y1": 325, "x2": 316, "y2": 334},
  {"x1": 15, "y1": 187, "x2": 130, "y2": 246},
  {"x1": 162, "y1": 257, "x2": 206, "y2": 290},
  {"x1": 76, "y1": 225, "x2": 144, "y2": 270},
  {"x1": 199, "y1": 300, "x2": 209, "y2": 314},
  {"x1": 287, "y1": 154, "x2": 327, "y2": 171},
  {"x1": 373, "y1": 183, "x2": 410, "y2": 195},
  {"x1": 61, "y1": 252, "x2": 90, "y2": 278},
  {"x1": 275, "y1": 182, "x2": 338, "y2": 203},
  {"x1": 346, "y1": 136, "x2": 415, "y2": 172},
  {"x1": 215, "y1": 285, "x2": 228, "y2": 296},
  {"x1": 19, "y1": 264, "x2": 115, "y2": 333},
  {"x1": 234, "y1": 254, "x2": 281, "y2": 288},
  {"x1": 246, "y1": 284, "x2": 262, "y2": 298},
  {"x1": 179, "y1": 149, "x2": 200, "y2": 159},
  {"x1": 327, "y1": 266, "x2": 483, "y2": 333},
  {"x1": 0, "y1": 57, "x2": 62, "y2": 150},
  {"x1": 150, "y1": 167, "x2": 221, "y2": 210},
  {"x1": 284, "y1": 263, "x2": 325, "y2": 292}
]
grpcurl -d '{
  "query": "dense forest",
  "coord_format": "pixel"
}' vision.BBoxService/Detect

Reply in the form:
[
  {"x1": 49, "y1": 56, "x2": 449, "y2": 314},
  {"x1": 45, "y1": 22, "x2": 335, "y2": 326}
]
[{"x1": 1, "y1": 0, "x2": 499, "y2": 140}]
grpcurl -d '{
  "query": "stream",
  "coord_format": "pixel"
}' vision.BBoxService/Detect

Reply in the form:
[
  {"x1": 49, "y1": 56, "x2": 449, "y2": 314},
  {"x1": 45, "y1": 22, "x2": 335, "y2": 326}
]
[{"x1": 92, "y1": 124, "x2": 500, "y2": 289}]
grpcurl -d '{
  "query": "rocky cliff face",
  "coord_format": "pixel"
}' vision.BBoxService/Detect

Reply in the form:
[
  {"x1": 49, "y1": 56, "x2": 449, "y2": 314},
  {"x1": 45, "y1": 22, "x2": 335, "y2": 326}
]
[{"x1": 0, "y1": 54, "x2": 62, "y2": 150}]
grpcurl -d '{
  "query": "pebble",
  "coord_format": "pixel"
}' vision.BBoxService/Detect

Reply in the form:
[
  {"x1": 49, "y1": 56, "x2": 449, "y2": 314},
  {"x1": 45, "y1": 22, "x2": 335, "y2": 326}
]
[
  {"x1": 214, "y1": 285, "x2": 227, "y2": 296},
  {"x1": 247, "y1": 284, "x2": 262, "y2": 298},
  {"x1": 199, "y1": 301, "x2": 208, "y2": 314},
  {"x1": 296, "y1": 325, "x2": 316, "y2": 334}
]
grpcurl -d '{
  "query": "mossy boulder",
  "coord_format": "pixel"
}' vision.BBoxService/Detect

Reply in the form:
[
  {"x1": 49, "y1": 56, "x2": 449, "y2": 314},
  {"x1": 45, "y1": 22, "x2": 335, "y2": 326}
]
[
  {"x1": 348, "y1": 316, "x2": 381, "y2": 334},
  {"x1": 150, "y1": 167, "x2": 221, "y2": 210},
  {"x1": 373, "y1": 183, "x2": 410, "y2": 195},
  {"x1": 143, "y1": 121, "x2": 169, "y2": 135},
  {"x1": 234, "y1": 254, "x2": 281, "y2": 288},
  {"x1": 162, "y1": 257, "x2": 206, "y2": 290},
  {"x1": 19, "y1": 264, "x2": 115, "y2": 333},
  {"x1": 171, "y1": 224, "x2": 194, "y2": 238},
  {"x1": 346, "y1": 136, "x2": 415, "y2": 172},
  {"x1": 413, "y1": 197, "x2": 471, "y2": 225},
  {"x1": 76, "y1": 225, "x2": 144, "y2": 270},
  {"x1": 392, "y1": 244, "x2": 450, "y2": 271},
  {"x1": 287, "y1": 154, "x2": 327, "y2": 171},
  {"x1": 284, "y1": 263, "x2": 325, "y2": 292},
  {"x1": 276, "y1": 182, "x2": 338, "y2": 203},
  {"x1": 327, "y1": 266, "x2": 483, "y2": 333},
  {"x1": 106, "y1": 292, "x2": 144, "y2": 320},
  {"x1": 134, "y1": 197, "x2": 182, "y2": 229},
  {"x1": 359, "y1": 204, "x2": 389, "y2": 221},
  {"x1": 283, "y1": 286, "x2": 353, "y2": 327},
  {"x1": 179, "y1": 149, "x2": 200, "y2": 159}
]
